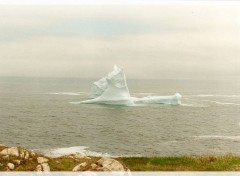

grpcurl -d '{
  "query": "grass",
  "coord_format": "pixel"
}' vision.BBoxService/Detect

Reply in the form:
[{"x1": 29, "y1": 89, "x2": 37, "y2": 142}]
[
  {"x1": 1, "y1": 145, "x2": 240, "y2": 171},
  {"x1": 119, "y1": 155, "x2": 240, "y2": 171}
]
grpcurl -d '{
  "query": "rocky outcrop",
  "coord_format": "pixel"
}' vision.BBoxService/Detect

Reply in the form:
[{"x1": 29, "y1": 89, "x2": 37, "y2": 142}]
[
  {"x1": 72, "y1": 162, "x2": 87, "y2": 171},
  {"x1": 0, "y1": 147, "x2": 19, "y2": 157},
  {"x1": 71, "y1": 157, "x2": 129, "y2": 173},
  {"x1": 36, "y1": 157, "x2": 50, "y2": 171},
  {"x1": 74, "y1": 154, "x2": 91, "y2": 160},
  {"x1": 41, "y1": 163, "x2": 50, "y2": 171},
  {"x1": 7, "y1": 163, "x2": 15, "y2": 170},
  {"x1": 0, "y1": 144, "x2": 130, "y2": 172},
  {"x1": 37, "y1": 157, "x2": 49, "y2": 164},
  {"x1": 97, "y1": 157, "x2": 125, "y2": 171}
]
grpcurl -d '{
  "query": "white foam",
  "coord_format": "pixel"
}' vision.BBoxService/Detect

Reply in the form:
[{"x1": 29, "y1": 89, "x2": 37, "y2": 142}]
[
  {"x1": 202, "y1": 100, "x2": 240, "y2": 106},
  {"x1": 194, "y1": 135, "x2": 240, "y2": 141},
  {"x1": 180, "y1": 103, "x2": 208, "y2": 108},
  {"x1": 48, "y1": 92, "x2": 87, "y2": 96},
  {"x1": 191, "y1": 94, "x2": 240, "y2": 98},
  {"x1": 43, "y1": 146, "x2": 111, "y2": 157}
]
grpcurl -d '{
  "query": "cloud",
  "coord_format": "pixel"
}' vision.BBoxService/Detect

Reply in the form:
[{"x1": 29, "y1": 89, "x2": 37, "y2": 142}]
[{"x1": 0, "y1": 5, "x2": 239, "y2": 78}]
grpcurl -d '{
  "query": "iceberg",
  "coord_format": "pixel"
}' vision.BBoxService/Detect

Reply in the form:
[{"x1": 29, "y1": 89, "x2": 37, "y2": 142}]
[{"x1": 80, "y1": 65, "x2": 182, "y2": 105}]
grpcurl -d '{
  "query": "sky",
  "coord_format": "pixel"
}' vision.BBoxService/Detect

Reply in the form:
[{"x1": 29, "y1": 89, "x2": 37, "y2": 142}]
[{"x1": 0, "y1": 1, "x2": 240, "y2": 79}]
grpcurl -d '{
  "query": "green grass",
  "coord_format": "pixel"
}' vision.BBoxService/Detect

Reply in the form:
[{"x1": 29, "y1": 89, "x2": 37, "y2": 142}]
[{"x1": 119, "y1": 155, "x2": 240, "y2": 171}]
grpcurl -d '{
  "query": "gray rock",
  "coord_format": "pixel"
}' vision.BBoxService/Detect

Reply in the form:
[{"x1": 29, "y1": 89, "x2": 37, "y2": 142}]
[
  {"x1": 37, "y1": 157, "x2": 49, "y2": 164},
  {"x1": 72, "y1": 162, "x2": 87, "y2": 171},
  {"x1": 41, "y1": 163, "x2": 50, "y2": 171},
  {"x1": 7, "y1": 163, "x2": 15, "y2": 170},
  {"x1": 97, "y1": 157, "x2": 124, "y2": 171},
  {"x1": 0, "y1": 147, "x2": 19, "y2": 157}
]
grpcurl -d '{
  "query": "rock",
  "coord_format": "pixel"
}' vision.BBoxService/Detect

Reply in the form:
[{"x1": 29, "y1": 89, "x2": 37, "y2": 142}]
[
  {"x1": 68, "y1": 155, "x2": 74, "y2": 159},
  {"x1": 41, "y1": 163, "x2": 50, "y2": 171},
  {"x1": 0, "y1": 144, "x2": 6, "y2": 147},
  {"x1": 96, "y1": 167, "x2": 110, "y2": 171},
  {"x1": 7, "y1": 163, "x2": 15, "y2": 170},
  {"x1": 30, "y1": 151, "x2": 36, "y2": 157},
  {"x1": 0, "y1": 163, "x2": 3, "y2": 167},
  {"x1": 56, "y1": 160, "x2": 60, "y2": 164},
  {"x1": 91, "y1": 163, "x2": 98, "y2": 169},
  {"x1": 74, "y1": 154, "x2": 85, "y2": 159},
  {"x1": 97, "y1": 157, "x2": 124, "y2": 171},
  {"x1": 74, "y1": 154, "x2": 92, "y2": 160},
  {"x1": 24, "y1": 151, "x2": 29, "y2": 160},
  {"x1": 36, "y1": 164, "x2": 42, "y2": 171},
  {"x1": 72, "y1": 162, "x2": 87, "y2": 171},
  {"x1": 19, "y1": 149, "x2": 25, "y2": 158},
  {"x1": 37, "y1": 157, "x2": 48, "y2": 164},
  {"x1": 0, "y1": 147, "x2": 19, "y2": 157},
  {"x1": 13, "y1": 160, "x2": 21, "y2": 165},
  {"x1": 2, "y1": 155, "x2": 9, "y2": 159}
]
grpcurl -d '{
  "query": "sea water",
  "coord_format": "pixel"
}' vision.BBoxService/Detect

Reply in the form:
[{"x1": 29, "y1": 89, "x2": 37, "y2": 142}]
[{"x1": 0, "y1": 76, "x2": 240, "y2": 157}]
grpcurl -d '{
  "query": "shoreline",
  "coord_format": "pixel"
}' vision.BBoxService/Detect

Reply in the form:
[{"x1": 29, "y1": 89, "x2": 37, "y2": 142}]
[{"x1": 1, "y1": 144, "x2": 240, "y2": 171}]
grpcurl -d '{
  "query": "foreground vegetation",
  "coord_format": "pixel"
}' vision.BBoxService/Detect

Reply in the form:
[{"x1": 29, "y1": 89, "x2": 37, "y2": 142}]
[
  {"x1": 1, "y1": 145, "x2": 240, "y2": 171},
  {"x1": 119, "y1": 155, "x2": 240, "y2": 171}
]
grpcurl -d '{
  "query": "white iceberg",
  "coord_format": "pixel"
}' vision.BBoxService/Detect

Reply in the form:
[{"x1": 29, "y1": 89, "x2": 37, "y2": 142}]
[{"x1": 80, "y1": 65, "x2": 182, "y2": 106}]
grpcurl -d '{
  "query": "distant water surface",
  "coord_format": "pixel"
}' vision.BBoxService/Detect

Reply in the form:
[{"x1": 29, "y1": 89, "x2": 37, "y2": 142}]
[{"x1": 0, "y1": 77, "x2": 240, "y2": 157}]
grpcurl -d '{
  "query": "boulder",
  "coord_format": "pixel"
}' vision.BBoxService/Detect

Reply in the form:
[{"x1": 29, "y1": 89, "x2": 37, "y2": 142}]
[
  {"x1": 96, "y1": 167, "x2": 111, "y2": 171},
  {"x1": 72, "y1": 162, "x2": 87, "y2": 171},
  {"x1": 7, "y1": 163, "x2": 15, "y2": 170},
  {"x1": 0, "y1": 147, "x2": 19, "y2": 157},
  {"x1": 91, "y1": 163, "x2": 98, "y2": 169},
  {"x1": 41, "y1": 163, "x2": 50, "y2": 171},
  {"x1": 13, "y1": 160, "x2": 21, "y2": 165},
  {"x1": 37, "y1": 157, "x2": 48, "y2": 164},
  {"x1": 2, "y1": 155, "x2": 9, "y2": 159},
  {"x1": 74, "y1": 153, "x2": 91, "y2": 160},
  {"x1": 36, "y1": 164, "x2": 42, "y2": 171},
  {"x1": 97, "y1": 157, "x2": 124, "y2": 171},
  {"x1": 30, "y1": 151, "x2": 36, "y2": 157},
  {"x1": 24, "y1": 151, "x2": 29, "y2": 160},
  {"x1": 19, "y1": 149, "x2": 25, "y2": 158}
]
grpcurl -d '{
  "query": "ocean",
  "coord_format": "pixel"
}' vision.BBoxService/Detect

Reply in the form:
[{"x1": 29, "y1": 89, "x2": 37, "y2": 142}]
[{"x1": 0, "y1": 76, "x2": 240, "y2": 157}]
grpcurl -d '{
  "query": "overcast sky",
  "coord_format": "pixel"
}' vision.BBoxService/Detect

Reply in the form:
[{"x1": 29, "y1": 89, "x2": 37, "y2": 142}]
[{"x1": 0, "y1": 3, "x2": 240, "y2": 79}]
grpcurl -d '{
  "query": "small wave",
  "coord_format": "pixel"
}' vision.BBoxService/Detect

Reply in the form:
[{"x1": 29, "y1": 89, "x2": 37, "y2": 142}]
[
  {"x1": 69, "y1": 102, "x2": 82, "y2": 104},
  {"x1": 201, "y1": 100, "x2": 240, "y2": 106},
  {"x1": 43, "y1": 146, "x2": 111, "y2": 157},
  {"x1": 190, "y1": 94, "x2": 240, "y2": 98},
  {"x1": 48, "y1": 92, "x2": 87, "y2": 96},
  {"x1": 180, "y1": 103, "x2": 208, "y2": 107},
  {"x1": 193, "y1": 135, "x2": 240, "y2": 140}
]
